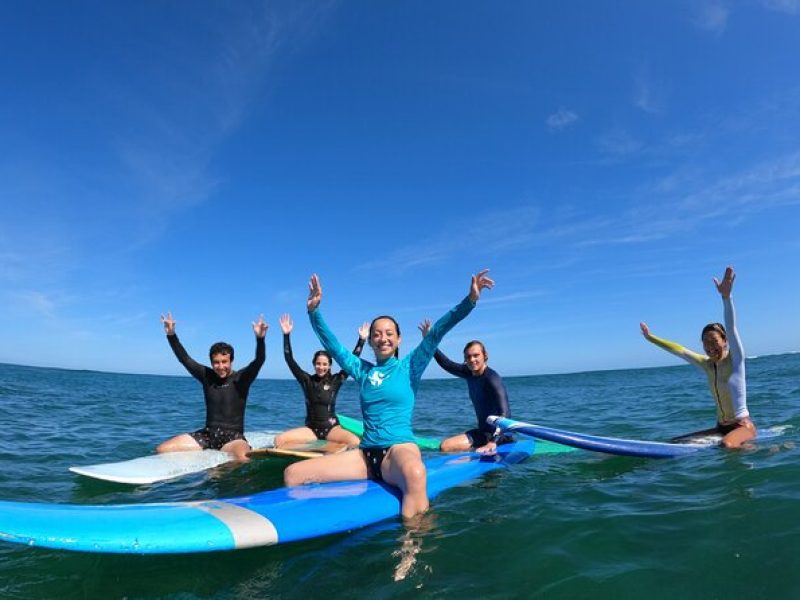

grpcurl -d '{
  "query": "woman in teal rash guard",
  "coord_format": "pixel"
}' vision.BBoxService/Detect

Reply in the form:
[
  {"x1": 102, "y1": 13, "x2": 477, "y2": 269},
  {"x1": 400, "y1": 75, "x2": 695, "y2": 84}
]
[
  {"x1": 640, "y1": 265, "x2": 756, "y2": 449},
  {"x1": 283, "y1": 269, "x2": 494, "y2": 520}
]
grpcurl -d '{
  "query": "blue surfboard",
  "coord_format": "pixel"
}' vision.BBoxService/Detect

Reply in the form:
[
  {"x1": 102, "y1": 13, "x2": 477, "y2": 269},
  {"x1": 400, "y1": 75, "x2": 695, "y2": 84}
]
[
  {"x1": 488, "y1": 416, "x2": 785, "y2": 459},
  {"x1": 0, "y1": 441, "x2": 535, "y2": 554}
]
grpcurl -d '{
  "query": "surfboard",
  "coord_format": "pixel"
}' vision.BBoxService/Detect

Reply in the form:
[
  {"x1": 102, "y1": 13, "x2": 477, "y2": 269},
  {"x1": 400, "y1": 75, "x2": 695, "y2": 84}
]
[
  {"x1": 488, "y1": 416, "x2": 785, "y2": 458},
  {"x1": 247, "y1": 440, "x2": 349, "y2": 460},
  {"x1": 337, "y1": 414, "x2": 441, "y2": 450},
  {"x1": 0, "y1": 441, "x2": 535, "y2": 554},
  {"x1": 68, "y1": 431, "x2": 277, "y2": 485}
]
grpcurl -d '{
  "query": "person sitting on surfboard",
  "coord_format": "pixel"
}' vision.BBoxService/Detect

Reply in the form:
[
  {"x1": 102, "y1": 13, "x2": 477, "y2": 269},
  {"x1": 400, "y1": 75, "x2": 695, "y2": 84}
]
[
  {"x1": 157, "y1": 311, "x2": 268, "y2": 461},
  {"x1": 639, "y1": 265, "x2": 755, "y2": 448},
  {"x1": 274, "y1": 313, "x2": 367, "y2": 448},
  {"x1": 283, "y1": 269, "x2": 494, "y2": 521},
  {"x1": 416, "y1": 326, "x2": 511, "y2": 453}
]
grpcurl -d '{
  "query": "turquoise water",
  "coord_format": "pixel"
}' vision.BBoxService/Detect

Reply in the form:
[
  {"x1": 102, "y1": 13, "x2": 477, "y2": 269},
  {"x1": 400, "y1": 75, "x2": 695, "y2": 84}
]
[{"x1": 1, "y1": 354, "x2": 799, "y2": 599}]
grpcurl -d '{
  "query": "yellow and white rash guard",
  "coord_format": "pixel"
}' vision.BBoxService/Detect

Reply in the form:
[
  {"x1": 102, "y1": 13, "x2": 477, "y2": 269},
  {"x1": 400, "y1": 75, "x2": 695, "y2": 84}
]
[{"x1": 645, "y1": 296, "x2": 747, "y2": 425}]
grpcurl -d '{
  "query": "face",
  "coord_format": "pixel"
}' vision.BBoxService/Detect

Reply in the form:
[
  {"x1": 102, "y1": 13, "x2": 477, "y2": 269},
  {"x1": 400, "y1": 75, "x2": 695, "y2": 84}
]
[
  {"x1": 314, "y1": 355, "x2": 331, "y2": 377},
  {"x1": 463, "y1": 343, "x2": 488, "y2": 375},
  {"x1": 702, "y1": 331, "x2": 727, "y2": 362},
  {"x1": 211, "y1": 352, "x2": 233, "y2": 379},
  {"x1": 370, "y1": 318, "x2": 401, "y2": 361}
]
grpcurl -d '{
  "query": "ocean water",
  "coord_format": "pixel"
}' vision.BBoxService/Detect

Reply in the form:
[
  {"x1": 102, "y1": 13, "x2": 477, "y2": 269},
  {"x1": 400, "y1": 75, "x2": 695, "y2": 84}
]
[{"x1": 1, "y1": 354, "x2": 799, "y2": 599}]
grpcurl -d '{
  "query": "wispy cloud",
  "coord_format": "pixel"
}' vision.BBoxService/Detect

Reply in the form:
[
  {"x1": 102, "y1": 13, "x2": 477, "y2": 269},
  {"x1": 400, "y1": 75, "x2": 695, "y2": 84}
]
[
  {"x1": 12, "y1": 291, "x2": 58, "y2": 318},
  {"x1": 546, "y1": 107, "x2": 579, "y2": 132},
  {"x1": 691, "y1": 1, "x2": 729, "y2": 36},
  {"x1": 633, "y1": 70, "x2": 665, "y2": 115},
  {"x1": 354, "y1": 206, "x2": 541, "y2": 273},
  {"x1": 760, "y1": 0, "x2": 800, "y2": 14},
  {"x1": 595, "y1": 129, "x2": 643, "y2": 156}
]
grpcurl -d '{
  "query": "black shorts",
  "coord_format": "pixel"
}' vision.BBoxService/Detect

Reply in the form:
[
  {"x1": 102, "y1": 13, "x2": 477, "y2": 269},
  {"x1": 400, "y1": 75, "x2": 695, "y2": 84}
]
[
  {"x1": 362, "y1": 447, "x2": 390, "y2": 482},
  {"x1": 465, "y1": 428, "x2": 513, "y2": 449},
  {"x1": 190, "y1": 427, "x2": 246, "y2": 450},
  {"x1": 306, "y1": 417, "x2": 339, "y2": 441}
]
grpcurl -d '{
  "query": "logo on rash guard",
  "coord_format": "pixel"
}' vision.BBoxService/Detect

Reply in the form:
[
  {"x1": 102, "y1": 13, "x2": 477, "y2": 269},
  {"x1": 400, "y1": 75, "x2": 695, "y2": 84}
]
[{"x1": 368, "y1": 371, "x2": 386, "y2": 387}]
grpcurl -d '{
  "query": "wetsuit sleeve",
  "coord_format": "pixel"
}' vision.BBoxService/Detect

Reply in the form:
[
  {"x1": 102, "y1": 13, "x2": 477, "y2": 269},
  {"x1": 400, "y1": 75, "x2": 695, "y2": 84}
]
[
  {"x1": 433, "y1": 349, "x2": 471, "y2": 378},
  {"x1": 235, "y1": 336, "x2": 266, "y2": 389},
  {"x1": 723, "y1": 296, "x2": 748, "y2": 418},
  {"x1": 166, "y1": 334, "x2": 206, "y2": 382},
  {"x1": 408, "y1": 296, "x2": 475, "y2": 384},
  {"x1": 309, "y1": 309, "x2": 368, "y2": 381},
  {"x1": 282, "y1": 333, "x2": 309, "y2": 383},
  {"x1": 336, "y1": 336, "x2": 367, "y2": 382},
  {"x1": 643, "y1": 333, "x2": 706, "y2": 368},
  {"x1": 488, "y1": 371, "x2": 510, "y2": 419}
]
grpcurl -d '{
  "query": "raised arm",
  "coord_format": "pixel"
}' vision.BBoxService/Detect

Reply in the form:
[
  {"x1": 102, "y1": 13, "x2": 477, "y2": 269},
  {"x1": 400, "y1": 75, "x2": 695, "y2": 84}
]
[
  {"x1": 409, "y1": 270, "x2": 493, "y2": 380},
  {"x1": 639, "y1": 321, "x2": 705, "y2": 366},
  {"x1": 280, "y1": 314, "x2": 308, "y2": 381},
  {"x1": 716, "y1": 266, "x2": 747, "y2": 417},
  {"x1": 238, "y1": 314, "x2": 268, "y2": 384},
  {"x1": 419, "y1": 319, "x2": 470, "y2": 378},
  {"x1": 307, "y1": 275, "x2": 368, "y2": 379},
  {"x1": 161, "y1": 311, "x2": 206, "y2": 380}
]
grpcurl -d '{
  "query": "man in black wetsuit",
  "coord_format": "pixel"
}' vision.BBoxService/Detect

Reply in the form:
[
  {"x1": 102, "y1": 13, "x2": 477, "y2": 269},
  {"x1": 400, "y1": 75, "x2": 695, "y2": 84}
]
[
  {"x1": 157, "y1": 311, "x2": 267, "y2": 461},
  {"x1": 420, "y1": 321, "x2": 510, "y2": 453}
]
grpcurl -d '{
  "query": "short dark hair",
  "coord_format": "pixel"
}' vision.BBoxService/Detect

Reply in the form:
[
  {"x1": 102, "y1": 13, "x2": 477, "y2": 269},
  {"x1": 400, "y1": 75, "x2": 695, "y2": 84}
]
[
  {"x1": 209, "y1": 342, "x2": 234, "y2": 362},
  {"x1": 700, "y1": 323, "x2": 726, "y2": 341},
  {"x1": 369, "y1": 315, "x2": 401, "y2": 358}
]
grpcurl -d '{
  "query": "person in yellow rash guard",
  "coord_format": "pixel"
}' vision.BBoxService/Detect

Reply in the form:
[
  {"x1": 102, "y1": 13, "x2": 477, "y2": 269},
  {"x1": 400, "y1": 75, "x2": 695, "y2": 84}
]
[{"x1": 639, "y1": 265, "x2": 756, "y2": 449}]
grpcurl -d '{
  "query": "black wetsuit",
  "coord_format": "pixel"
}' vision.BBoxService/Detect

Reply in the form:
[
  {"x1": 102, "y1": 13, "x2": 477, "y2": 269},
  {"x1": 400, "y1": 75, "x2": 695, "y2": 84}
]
[
  {"x1": 434, "y1": 350, "x2": 511, "y2": 447},
  {"x1": 283, "y1": 333, "x2": 365, "y2": 439},
  {"x1": 167, "y1": 333, "x2": 265, "y2": 449}
]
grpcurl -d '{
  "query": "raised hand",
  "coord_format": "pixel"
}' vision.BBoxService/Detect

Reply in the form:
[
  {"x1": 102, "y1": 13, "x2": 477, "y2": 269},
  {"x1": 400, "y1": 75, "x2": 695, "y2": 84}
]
[
  {"x1": 639, "y1": 322, "x2": 651, "y2": 338},
  {"x1": 252, "y1": 314, "x2": 268, "y2": 338},
  {"x1": 469, "y1": 269, "x2": 495, "y2": 303},
  {"x1": 418, "y1": 319, "x2": 432, "y2": 338},
  {"x1": 280, "y1": 314, "x2": 294, "y2": 335},
  {"x1": 713, "y1": 266, "x2": 735, "y2": 299},
  {"x1": 307, "y1": 274, "x2": 322, "y2": 312},
  {"x1": 161, "y1": 311, "x2": 176, "y2": 335},
  {"x1": 358, "y1": 321, "x2": 370, "y2": 341}
]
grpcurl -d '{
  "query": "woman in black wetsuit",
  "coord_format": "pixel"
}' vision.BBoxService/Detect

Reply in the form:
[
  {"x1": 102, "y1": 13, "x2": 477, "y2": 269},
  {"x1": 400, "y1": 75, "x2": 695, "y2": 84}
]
[{"x1": 275, "y1": 313, "x2": 367, "y2": 448}]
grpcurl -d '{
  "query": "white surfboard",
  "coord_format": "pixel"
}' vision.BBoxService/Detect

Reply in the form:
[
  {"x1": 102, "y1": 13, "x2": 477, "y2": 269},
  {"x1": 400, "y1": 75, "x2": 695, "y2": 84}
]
[{"x1": 69, "y1": 431, "x2": 277, "y2": 485}]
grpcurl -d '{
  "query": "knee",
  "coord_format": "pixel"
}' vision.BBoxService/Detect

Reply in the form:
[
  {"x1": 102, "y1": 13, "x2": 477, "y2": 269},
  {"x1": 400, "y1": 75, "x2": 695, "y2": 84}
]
[
  {"x1": 283, "y1": 464, "x2": 301, "y2": 487},
  {"x1": 402, "y1": 462, "x2": 427, "y2": 490},
  {"x1": 440, "y1": 439, "x2": 457, "y2": 452},
  {"x1": 274, "y1": 433, "x2": 287, "y2": 448}
]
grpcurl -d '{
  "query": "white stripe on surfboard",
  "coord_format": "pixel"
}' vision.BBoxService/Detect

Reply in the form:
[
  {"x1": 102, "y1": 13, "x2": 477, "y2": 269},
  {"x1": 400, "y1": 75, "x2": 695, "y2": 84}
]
[{"x1": 192, "y1": 501, "x2": 279, "y2": 548}]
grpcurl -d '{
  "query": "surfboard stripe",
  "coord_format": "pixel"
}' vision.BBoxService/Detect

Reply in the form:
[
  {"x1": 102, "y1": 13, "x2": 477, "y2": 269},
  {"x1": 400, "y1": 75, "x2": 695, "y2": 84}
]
[{"x1": 192, "y1": 501, "x2": 279, "y2": 548}]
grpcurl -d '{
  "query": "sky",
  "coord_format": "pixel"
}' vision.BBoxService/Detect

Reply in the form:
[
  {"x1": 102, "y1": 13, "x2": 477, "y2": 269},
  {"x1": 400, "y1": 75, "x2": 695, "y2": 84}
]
[{"x1": 1, "y1": 1, "x2": 799, "y2": 379}]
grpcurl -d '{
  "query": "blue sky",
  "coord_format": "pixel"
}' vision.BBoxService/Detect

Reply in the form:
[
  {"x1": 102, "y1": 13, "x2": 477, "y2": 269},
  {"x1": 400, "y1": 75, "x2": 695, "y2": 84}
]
[{"x1": 1, "y1": 1, "x2": 799, "y2": 378}]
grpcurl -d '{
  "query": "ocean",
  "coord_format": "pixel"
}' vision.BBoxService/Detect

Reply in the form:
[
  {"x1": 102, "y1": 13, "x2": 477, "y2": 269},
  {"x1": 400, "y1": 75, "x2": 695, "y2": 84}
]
[{"x1": 1, "y1": 353, "x2": 799, "y2": 599}]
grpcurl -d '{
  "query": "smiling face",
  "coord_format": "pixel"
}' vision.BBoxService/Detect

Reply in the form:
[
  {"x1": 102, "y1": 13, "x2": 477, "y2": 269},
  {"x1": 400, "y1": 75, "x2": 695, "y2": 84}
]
[
  {"x1": 313, "y1": 353, "x2": 332, "y2": 377},
  {"x1": 702, "y1": 330, "x2": 728, "y2": 362},
  {"x1": 211, "y1": 352, "x2": 233, "y2": 379},
  {"x1": 369, "y1": 317, "x2": 401, "y2": 361},
  {"x1": 463, "y1": 342, "x2": 488, "y2": 376}
]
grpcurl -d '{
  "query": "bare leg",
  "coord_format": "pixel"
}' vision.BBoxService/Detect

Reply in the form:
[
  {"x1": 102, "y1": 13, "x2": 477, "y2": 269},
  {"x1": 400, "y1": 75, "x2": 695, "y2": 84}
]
[
  {"x1": 722, "y1": 419, "x2": 757, "y2": 449},
  {"x1": 382, "y1": 443, "x2": 428, "y2": 521},
  {"x1": 275, "y1": 427, "x2": 317, "y2": 448},
  {"x1": 221, "y1": 438, "x2": 252, "y2": 461},
  {"x1": 440, "y1": 433, "x2": 471, "y2": 452},
  {"x1": 283, "y1": 448, "x2": 367, "y2": 486},
  {"x1": 156, "y1": 433, "x2": 201, "y2": 454},
  {"x1": 326, "y1": 425, "x2": 360, "y2": 447}
]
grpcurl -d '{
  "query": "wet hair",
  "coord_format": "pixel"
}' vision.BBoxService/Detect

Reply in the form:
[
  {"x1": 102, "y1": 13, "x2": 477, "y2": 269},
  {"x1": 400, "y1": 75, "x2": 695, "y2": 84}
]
[
  {"x1": 701, "y1": 322, "x2": 727, "y2": 341},
  {"x1": 312, "y1": 350, "x2": 332, "y2": 367},
  {"x1": 209, "y1": 342, "x2": 234, "y2": 362},
  {"x1": 463, "y1": 340, "x2": 488, "y2": 360},
  {"x1": 369, "y1": 315, "x2": 401, "y2": 358}
]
